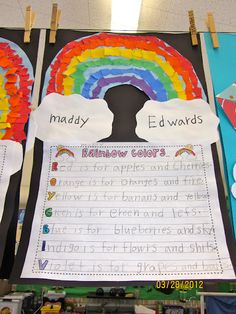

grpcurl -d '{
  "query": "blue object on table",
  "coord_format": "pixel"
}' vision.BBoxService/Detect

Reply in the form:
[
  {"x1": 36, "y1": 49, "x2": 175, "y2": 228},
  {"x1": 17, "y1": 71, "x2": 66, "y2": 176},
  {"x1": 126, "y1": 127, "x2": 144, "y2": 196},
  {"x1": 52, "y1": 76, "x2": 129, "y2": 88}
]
[{"x1": 206, "y1": 296, "x2": 236, "y2": 314}]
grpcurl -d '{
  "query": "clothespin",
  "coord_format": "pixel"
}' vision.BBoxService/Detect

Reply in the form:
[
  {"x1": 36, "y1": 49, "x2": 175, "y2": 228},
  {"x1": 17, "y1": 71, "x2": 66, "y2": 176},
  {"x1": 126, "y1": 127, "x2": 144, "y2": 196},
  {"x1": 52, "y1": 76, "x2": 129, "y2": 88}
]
[
  {"x1": 206, "y1": 12, "x2": 219, "y2": 48},
  {"x1": 24, "y1": 6, "x2": 36, "y2": 43},
  {"x1": 188, "y1": 10, "x2": 198, "y2": 46},
  {"x1": 49, "y1": 3, "x2": 61, "y2": 44}
]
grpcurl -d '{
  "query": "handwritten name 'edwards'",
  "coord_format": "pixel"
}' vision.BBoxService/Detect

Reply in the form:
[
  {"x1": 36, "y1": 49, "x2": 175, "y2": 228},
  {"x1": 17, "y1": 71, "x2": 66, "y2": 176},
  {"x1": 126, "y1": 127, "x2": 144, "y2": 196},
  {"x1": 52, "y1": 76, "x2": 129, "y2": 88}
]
[{"x1": 149, "y1": 114, "x2": 203, "y2": 128}]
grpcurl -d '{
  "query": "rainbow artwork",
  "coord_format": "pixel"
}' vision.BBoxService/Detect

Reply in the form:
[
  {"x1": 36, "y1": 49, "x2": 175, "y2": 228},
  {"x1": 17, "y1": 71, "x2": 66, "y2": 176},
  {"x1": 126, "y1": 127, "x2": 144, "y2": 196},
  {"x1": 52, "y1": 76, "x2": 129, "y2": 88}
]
[
  {"x1": 175, "y1": 145, "x2": 196, "y2": 157},
  {"x1": 55, "y1": 146, "x2": 75, "y2": 158},
  {"x1": 0, "y1": 38, "x2": 34, "y2": 142},
  {"x1": 43, "y1": 33, "x2": 205, "y2": 101}
]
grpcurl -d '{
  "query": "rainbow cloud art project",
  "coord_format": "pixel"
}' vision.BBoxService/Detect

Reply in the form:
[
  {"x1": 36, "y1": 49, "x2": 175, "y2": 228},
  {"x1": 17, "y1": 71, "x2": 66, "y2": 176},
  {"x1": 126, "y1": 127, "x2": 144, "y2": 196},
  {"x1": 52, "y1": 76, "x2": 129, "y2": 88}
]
[
  {"x1": 0, "y1": 38, "x2": 34, "y2": 142},
  {"x1": 12, "y1": 32, "x2": 236, "y2": 283},
  {"x1": 43, "y1": 33, "x2": 205, "y2": 101}
]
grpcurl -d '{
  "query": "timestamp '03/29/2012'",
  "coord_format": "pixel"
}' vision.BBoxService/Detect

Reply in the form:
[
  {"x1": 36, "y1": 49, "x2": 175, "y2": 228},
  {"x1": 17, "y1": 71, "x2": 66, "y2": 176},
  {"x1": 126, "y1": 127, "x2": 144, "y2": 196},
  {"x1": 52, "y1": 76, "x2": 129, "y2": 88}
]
[{"x1": 156, "y1": 280, "x2": 204, "y2": 289}]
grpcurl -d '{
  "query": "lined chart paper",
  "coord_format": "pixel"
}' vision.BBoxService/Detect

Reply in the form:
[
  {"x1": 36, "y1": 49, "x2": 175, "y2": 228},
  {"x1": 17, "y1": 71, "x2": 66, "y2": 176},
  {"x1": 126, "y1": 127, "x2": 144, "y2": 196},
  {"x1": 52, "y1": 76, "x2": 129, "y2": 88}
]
[{"x1": 21, "y1": 142, "x2": 235, "y2": 281}]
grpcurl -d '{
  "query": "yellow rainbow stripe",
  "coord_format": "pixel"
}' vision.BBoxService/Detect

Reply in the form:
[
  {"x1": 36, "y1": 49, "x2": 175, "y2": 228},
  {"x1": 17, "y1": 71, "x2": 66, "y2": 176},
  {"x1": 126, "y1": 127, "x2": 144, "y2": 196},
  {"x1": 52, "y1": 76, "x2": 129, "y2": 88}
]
[{"x1": 63, "y1": 47, "x2": 186, "y2": 99}]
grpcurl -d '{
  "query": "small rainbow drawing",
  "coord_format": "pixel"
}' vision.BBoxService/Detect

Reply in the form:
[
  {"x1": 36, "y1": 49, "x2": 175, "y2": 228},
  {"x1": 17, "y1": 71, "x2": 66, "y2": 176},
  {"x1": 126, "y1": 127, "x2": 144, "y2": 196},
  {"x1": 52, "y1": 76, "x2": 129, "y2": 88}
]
[
  {"x1": 175, "y1": 145, "x2": 195, "y2": 157},
  {"x1": 0, "y1": 38, "x2": 34, "y2": 142},
  {"x1": 43, "y1": 33, "x2": 205, "y2": 101},
  {"x1": 55, "y1": 146, "x2": 74, "y2": 158}
]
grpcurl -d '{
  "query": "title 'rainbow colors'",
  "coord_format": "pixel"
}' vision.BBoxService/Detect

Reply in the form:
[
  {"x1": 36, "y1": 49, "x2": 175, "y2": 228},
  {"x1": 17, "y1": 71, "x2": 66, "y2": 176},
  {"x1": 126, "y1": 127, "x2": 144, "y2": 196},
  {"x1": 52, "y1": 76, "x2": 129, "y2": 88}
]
[{"x1": 43, "y1": 33, "x2": 205, "y2": 101}]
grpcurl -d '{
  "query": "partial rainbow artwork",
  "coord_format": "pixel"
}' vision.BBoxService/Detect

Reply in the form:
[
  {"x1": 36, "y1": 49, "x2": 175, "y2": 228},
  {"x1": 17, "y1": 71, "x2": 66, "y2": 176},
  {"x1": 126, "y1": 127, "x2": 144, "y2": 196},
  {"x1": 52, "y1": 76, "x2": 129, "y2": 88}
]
[
  {"x1": 43, "y1": 33, "x2": 205, "y2": 101},
  {"x1": 0, "y1": 38, "x2": 34, "y2": 142}
]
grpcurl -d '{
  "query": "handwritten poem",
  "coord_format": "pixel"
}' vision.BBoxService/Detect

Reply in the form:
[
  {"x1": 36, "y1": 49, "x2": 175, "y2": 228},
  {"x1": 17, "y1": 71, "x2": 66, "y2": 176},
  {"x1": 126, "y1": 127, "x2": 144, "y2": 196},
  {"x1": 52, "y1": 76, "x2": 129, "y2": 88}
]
[{"x1": 21, "y1": 143, "x2": 235, "y2": 281}]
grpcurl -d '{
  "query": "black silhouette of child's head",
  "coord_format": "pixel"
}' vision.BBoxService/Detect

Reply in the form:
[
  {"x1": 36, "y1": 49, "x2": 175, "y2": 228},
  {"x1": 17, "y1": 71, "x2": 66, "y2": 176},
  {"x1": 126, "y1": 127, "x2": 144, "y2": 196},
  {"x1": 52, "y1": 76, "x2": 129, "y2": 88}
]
[{"x1": 101, "y1": 84, "x2": 149, "y2": 142}]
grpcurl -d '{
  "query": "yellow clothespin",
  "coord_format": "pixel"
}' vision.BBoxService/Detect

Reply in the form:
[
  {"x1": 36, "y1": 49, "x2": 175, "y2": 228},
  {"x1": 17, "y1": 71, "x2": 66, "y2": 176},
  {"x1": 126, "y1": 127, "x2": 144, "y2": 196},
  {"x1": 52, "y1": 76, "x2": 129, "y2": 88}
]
[
  {"x1": 188, "y1": 10, "x2": 198, "y2": 46},
  {"x1": 206, "y1": 12, "x2": 219, "y2": 48},
  {"x1": 24, "y1": 6, "x2": 36, "y2": 43},
  {"x1": 49, "y1": 3, "x2": 61, "y2": 44}
]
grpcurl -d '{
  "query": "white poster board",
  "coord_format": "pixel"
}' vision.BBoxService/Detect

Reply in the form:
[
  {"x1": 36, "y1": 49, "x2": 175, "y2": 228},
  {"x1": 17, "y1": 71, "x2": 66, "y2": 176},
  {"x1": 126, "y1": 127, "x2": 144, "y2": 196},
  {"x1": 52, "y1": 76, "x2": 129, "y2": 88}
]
[{"x1": 21, "y1": 142, "x2": 234, "y2": 281}]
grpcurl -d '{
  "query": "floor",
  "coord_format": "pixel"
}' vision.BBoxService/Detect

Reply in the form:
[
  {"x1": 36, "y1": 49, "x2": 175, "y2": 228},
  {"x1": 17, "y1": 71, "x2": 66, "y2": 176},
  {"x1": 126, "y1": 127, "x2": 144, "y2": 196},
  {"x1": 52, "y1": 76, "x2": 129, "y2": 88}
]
[{"x1": 0, "y1": 0, "x2": 235, "y2": 32}]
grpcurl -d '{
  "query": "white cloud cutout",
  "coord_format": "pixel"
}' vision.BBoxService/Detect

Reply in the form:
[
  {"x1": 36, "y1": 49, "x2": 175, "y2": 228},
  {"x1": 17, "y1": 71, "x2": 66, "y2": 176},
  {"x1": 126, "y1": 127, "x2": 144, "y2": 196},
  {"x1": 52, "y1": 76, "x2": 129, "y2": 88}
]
[
  {"x1": 136, "y1": 98, "x2": 219, "y2": 144},
  {"x1": 32, "y1": 93, "x2": 113, "y2": 143}
]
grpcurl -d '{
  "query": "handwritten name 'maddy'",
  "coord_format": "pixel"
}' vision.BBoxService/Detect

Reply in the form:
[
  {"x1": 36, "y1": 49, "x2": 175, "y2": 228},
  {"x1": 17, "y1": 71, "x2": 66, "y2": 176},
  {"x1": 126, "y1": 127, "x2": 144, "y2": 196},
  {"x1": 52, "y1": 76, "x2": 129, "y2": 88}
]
[
  {"x1": 149, "y1": 114, "x2": 203, "y2": 128},
  {"x1": 49, "y1": 114, "x2": 89, "y2": 128}
]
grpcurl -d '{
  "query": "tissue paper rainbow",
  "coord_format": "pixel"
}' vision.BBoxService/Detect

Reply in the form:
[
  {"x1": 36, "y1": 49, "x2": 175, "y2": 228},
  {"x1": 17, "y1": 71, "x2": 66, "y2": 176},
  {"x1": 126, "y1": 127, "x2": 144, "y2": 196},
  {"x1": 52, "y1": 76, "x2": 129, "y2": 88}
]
[{"x1": 43, "y1": 33, "x2": 205, "y2": 101}]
